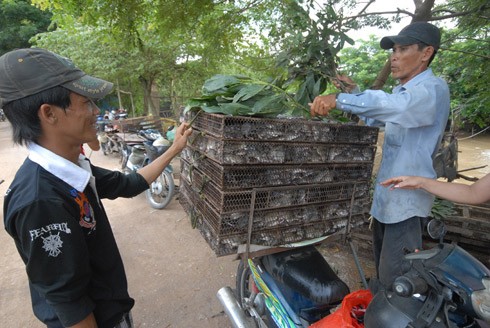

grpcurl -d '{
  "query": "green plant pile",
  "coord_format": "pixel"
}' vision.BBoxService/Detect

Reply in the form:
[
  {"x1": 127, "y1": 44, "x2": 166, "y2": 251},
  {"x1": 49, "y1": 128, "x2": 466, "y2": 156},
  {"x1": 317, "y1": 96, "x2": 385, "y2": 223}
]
[
  {"x1": 430, "y1": 198, "x2": 456, "y2": 220},
  {"x1": 185, "y1": 74, "x2": 312, "y2": 119},
  {"x1": 185, "y1": 74, "x2": 356, "y2": 124}
]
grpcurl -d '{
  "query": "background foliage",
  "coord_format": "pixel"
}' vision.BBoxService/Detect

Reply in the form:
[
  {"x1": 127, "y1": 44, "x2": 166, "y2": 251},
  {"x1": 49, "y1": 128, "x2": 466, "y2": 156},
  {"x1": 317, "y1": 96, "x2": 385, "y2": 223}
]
[
  {"x1": 0, "y1": 0, "x2": 488, "y2": 129},
  {"x1": 0, "y1": 0, "x2": 52, "y2": 54}
]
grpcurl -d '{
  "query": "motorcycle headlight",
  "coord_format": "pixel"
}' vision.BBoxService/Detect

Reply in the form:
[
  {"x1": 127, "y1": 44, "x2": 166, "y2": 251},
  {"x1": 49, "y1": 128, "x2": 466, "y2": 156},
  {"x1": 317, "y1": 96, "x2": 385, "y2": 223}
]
[{"x1": 472, "y1": 277, "x2": 490, "y2": 322}]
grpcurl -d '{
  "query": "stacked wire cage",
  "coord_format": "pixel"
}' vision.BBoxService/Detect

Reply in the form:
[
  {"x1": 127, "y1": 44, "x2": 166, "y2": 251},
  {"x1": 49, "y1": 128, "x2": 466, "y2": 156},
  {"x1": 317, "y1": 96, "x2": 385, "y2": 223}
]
[{"x1": 179, "y1": 111, "x2": 379, "y2": 256}]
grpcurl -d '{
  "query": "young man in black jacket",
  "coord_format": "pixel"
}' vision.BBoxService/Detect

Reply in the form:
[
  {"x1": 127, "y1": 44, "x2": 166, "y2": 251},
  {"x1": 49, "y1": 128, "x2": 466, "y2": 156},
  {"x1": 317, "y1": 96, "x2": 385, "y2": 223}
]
[{"x1": 0, "y1": 48, "x2": 191, "y2": 328}]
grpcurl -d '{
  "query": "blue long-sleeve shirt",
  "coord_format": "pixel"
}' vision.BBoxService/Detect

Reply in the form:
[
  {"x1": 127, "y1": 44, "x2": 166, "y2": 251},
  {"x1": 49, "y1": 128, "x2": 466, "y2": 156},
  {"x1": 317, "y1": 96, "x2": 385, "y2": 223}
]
[{"x1": 336, "y1": 68, "x2": 450, "y2": 223}]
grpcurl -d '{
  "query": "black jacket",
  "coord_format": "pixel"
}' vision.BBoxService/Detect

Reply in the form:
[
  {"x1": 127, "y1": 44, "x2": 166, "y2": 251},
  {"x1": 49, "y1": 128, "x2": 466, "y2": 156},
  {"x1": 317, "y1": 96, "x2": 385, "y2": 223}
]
[{"x1": 4, "y1": 158, "x2": 148, "y2": 327}]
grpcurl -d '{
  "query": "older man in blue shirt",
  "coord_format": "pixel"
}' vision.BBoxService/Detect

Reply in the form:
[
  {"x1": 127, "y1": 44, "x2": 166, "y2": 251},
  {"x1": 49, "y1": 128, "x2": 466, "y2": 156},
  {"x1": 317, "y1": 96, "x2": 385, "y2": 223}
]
[{"x1": 310, "y1": 22, "x2": 450, "y2": 292}]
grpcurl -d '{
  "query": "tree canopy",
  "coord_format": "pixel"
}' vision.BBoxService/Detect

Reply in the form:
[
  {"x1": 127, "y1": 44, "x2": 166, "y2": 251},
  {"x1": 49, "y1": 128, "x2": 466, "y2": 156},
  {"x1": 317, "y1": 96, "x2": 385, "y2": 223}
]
[
  {"x1": 0, "y1": 0, "x2": 488, "y2": 129},
  {"x1": 0, "y1": 0, "x2": 52, "y2": 55}
]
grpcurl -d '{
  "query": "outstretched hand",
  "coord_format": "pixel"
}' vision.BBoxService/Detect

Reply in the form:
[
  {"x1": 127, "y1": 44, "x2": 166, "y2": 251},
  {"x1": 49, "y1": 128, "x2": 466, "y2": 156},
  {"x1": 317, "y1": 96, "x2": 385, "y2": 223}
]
[
  {"x1": 137, "y1": 122, "x2": 192, "y2": 185},
  {"x1": 380, "y1": 176, "x2": 425, "y2": 190}
]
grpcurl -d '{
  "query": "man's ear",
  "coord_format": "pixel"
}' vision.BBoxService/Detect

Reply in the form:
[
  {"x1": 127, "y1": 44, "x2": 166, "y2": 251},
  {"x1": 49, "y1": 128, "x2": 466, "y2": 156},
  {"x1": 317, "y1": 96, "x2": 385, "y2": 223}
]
[
  {"x1": 38, "y1": 104, "x2": 58, "y2": 125},
  {"x1": 422, "y1": 46, "x2": 435, "y2": 62}
]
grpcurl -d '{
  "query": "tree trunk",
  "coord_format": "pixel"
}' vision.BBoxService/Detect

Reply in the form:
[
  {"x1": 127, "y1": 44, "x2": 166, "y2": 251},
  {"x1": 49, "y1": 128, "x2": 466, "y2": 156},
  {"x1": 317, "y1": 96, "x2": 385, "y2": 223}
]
[
  {"x1": 139, "y1": 76, "x2": 159, "y2": 116},
  {"x1": 370, "y1": 60, "x2": 392, "y2": 90},
  {"x1": 170, "y1": 76, "x2": 177, "y2": 115},
  {"x1": 139, "y1": 76, "x2": 151, "y2": 115},
  {"x1": 150, "y1": 84, "x2": 160, "y2": 117},
  {"x1": 370, "y1": 0, "x2": 436, "y2": 90}
]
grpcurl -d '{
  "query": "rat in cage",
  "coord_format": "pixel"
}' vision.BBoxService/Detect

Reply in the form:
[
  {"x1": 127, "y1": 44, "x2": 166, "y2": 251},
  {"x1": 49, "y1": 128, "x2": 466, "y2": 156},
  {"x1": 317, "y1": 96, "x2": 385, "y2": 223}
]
[{"x1": 222, "y1": 212, "x2": 249, "y2": 231}]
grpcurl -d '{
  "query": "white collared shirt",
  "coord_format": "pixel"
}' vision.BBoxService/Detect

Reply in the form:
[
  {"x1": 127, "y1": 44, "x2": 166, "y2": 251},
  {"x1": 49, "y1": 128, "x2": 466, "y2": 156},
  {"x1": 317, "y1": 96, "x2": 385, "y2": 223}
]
[{"x1": 28, "y1": 143, "x2": 99, "y2": 200}]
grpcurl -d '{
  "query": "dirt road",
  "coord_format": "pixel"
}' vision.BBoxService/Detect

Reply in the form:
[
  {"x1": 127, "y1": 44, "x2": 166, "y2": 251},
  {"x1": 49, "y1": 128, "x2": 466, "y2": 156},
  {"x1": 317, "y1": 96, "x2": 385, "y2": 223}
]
[
  {"x1": 0, "y1": 122, "x2": 237, "y2": 327},
  {"x1": 0, "y1": 120, "x2": 488, "y2": 327}
]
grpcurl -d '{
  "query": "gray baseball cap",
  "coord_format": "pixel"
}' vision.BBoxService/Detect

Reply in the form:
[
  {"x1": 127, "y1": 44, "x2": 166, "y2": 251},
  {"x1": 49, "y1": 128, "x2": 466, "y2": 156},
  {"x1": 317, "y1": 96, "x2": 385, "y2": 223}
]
[
  {"x1": 0, "y1": 48, "x2": 113, "y2": 107},
  {"x1": 380, "y1": 22, "x2": 441, "y2": 50}
]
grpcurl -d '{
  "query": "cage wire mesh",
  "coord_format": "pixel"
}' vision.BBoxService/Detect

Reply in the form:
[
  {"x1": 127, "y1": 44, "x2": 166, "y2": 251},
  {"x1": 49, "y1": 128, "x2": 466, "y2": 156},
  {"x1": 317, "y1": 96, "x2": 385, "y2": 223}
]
[{"x1": 180, "y1": 112, "x2": 379, "y2": 256}]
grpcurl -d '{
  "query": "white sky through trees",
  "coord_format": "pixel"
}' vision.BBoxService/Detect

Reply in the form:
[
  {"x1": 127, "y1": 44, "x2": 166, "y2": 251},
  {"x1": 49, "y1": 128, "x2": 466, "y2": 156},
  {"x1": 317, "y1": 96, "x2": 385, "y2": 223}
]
[{"x1": 345, "y1": 0, "x2": 415, "y2": 42}]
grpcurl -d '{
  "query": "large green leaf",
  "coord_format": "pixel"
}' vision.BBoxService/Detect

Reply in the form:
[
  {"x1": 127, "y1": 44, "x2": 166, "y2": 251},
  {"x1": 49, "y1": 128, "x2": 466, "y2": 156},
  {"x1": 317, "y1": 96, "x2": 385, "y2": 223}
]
[
  {"x1": 195, "y1": 104, "x2": 250, "y2": 116},
  {"x1": 294, "y1": 82, "x2": 308, "y2": 106},
  {"x1": 184, "y1": 97, "x2": 218, "y2": 113},
  {"x1": 233, "y1": 84, "x2": 267, "y2": 103},
  {"x1": 312, "y1": 77, "x2": 324, "y2": 97},
  {"x1": 187, "y1": 74, "x2": 321, "y2": 119},
  {"x1": 252, "y1": 94, "x2": 286, "y2": 114},
  {"x1": 217, "y1": 102, "x2": 254, "y2": 116},
  {"x1": 202, "y1": 74, "x2": 252, "y2": 96}
]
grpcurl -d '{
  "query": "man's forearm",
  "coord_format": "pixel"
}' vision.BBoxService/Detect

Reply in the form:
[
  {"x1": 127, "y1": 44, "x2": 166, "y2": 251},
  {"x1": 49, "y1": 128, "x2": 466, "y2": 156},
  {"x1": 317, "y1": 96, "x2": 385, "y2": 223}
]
[
  {"x1": 137, "y1": 144, "x2": 181, "y2": 184},
  {"x1": 422, "y1": 174, "x2": 490, "y2": 205}
]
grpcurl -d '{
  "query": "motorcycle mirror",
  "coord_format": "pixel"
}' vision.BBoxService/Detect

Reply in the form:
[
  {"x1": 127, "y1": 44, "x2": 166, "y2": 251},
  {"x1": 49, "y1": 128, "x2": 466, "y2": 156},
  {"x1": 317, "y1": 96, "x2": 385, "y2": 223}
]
[{"x1": 427, "y1": 219, "x2": 446, "y2": 244}]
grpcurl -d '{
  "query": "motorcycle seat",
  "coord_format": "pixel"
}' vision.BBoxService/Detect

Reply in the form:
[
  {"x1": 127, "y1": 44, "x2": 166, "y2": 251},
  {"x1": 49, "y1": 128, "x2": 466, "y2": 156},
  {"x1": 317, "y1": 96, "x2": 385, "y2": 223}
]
[{"x1": 261, "y1": 245, "x2": 350, "y2": 306}]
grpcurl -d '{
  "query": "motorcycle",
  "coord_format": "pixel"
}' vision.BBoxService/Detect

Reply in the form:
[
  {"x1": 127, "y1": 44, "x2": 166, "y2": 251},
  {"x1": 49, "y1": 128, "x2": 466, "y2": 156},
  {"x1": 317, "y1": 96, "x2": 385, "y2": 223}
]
[
  {"x1": 0, "y1": 108, "x2": 5, "y2": 121},
  {"x1": 97, "y1": 121, "x2": 124, "y2": 156},
  {"x1": 364, "y1": 219, "x2": 490, "y2": 328},
  {"x1": 217, "y1": 237, "x2": 352, "y2": 328},
  {"x1": 218, "y1": 219, "x2": 490, "y2": 328},
  {"x1": 120, "y1": 129, "x2": 175, "y2": 209}
]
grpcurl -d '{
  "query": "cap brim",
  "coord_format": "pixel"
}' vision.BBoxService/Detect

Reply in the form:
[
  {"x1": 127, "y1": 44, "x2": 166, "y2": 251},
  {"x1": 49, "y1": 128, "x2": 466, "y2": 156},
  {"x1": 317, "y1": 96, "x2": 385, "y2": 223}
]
[
  {"x1": 62, "y1": 74, "x2": 114, "y2": 99},
  {"x1": 380, "y1": 35, "x2": 419, "y2": 49}
]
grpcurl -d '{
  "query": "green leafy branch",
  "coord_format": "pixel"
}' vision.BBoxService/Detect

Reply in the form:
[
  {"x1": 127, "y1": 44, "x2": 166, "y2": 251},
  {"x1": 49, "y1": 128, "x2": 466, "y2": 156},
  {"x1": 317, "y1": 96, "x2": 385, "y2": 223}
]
[{"x1": 184, "y1": 74, "x2": 312, "y2": 118}]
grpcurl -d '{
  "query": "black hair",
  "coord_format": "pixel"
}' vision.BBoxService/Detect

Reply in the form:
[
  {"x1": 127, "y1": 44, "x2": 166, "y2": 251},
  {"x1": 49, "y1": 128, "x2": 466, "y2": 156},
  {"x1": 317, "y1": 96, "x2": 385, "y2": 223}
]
[{"x1": 3, "y1": 86, "x2": 71, "y2": 146}]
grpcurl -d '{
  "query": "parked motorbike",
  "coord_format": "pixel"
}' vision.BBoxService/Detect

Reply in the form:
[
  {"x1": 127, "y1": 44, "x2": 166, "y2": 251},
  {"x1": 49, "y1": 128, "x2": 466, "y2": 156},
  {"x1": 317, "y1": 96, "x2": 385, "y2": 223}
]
[
  {"x1": 97, "y1": 121, "x2": 124, "y2": 156},
  {"x1": 218, "y1": 242, "x2": 351, "y2": 328},
  {"x1": 120, "y1": 129, "x2": 175, "y2": 209},
  {"x1": 364, "y1": 219, "x2": 490, "y2": 328},
  {"x1": 218, "y1": 219, "x2": 490, "y2": 328},
  {"x1": 108, "y1": 109, "x2": 128, "y2": 121}
]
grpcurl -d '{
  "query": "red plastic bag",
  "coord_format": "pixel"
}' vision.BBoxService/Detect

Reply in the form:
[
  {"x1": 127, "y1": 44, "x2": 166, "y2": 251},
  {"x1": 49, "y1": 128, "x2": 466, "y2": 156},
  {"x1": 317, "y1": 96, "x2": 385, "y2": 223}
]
[{"x1": 309, "y1": 289, "x2": 373, "y2": 328}]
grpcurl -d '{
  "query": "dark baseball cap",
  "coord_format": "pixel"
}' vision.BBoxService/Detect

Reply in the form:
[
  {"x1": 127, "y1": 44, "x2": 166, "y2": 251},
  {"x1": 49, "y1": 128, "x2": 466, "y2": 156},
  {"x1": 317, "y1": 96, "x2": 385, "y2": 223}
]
[
  {"x1": 380, "y1": 22, "x2": 441, "y2": 50},
  {"x1": 0, "y1": 48, "x2": 113, "y2": 107}
]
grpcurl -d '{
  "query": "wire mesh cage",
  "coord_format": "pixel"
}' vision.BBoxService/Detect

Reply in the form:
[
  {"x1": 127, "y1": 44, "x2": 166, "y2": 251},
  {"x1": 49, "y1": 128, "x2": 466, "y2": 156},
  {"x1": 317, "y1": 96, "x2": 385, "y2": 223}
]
[
  {"x1": 187, "y1": 132, "x2": 377, "y2": 165},
  {"x1": 181, "y1": 150, "x2": 374, "y2": 190},
  {"x1": 188, "y1": 111, "x2": 379, "y2": 144},
  {"x1": 179, "y1": 186, "x2": 369, "y2": 257},
  {"x1": 180, "y1": 179, "x2": 370, "y2": 236},
  {"x1": 181, "y1": 165, "x2": 371, "y2": 214},
  {"x1": 180, "y1": 112, "x2": 379, "y2": 256}
]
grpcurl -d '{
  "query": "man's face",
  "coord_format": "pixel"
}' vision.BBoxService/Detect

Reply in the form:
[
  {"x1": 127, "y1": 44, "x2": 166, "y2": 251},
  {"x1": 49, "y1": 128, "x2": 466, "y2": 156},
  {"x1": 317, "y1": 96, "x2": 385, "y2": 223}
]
[
  {"x1": 389, "y1": 43, "x2": 433, "y2": 84},
  {"x1": 56, "y1": 93, "x2": 100, "y2": 146}
]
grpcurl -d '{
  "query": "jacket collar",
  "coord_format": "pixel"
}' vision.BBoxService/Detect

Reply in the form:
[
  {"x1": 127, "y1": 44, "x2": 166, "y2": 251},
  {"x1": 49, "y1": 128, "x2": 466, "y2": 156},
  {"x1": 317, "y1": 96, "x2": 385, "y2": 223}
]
[{"x1": 28, "y1": 143, "x2": 91, "y2": 192}]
